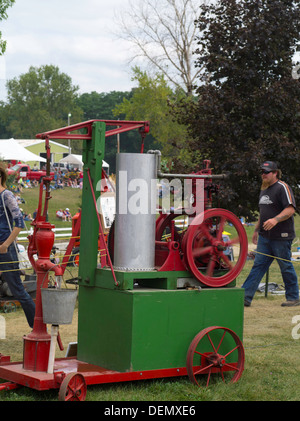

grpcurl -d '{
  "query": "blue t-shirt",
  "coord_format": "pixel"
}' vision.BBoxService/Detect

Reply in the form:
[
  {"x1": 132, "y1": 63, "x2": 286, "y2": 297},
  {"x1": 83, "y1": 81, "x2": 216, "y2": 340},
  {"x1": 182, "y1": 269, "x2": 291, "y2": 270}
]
[{"x1": 0, "y1": 189, "x2": 25, "y2": 242}]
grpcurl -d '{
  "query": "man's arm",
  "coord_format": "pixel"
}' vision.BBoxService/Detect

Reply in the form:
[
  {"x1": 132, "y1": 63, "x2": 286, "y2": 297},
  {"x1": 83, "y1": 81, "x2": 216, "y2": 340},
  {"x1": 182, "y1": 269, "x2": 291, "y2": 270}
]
[{"x1": 262, "y1": 205, "x2": 295, "y2": 231}]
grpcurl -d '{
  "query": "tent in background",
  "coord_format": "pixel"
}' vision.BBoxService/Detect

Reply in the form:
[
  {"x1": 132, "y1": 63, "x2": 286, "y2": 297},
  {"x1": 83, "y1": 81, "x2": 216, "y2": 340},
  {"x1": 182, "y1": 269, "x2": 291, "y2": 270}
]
[
  {"x1": 59, "y1": 154, "x2": 83, "y2": 168},
  {"x1": 0, "y1": 138, "x2": 46, "y2": 162},
  {"x1": 59, "y1": 154, "x2": 109, "y2": 172}
]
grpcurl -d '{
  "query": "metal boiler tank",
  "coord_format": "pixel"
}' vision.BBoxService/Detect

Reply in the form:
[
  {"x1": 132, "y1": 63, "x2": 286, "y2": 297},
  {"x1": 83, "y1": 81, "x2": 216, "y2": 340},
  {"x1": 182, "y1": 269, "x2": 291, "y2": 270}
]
[{"x1": 114, "y1": 153, "x2": 157, "y2": 271}]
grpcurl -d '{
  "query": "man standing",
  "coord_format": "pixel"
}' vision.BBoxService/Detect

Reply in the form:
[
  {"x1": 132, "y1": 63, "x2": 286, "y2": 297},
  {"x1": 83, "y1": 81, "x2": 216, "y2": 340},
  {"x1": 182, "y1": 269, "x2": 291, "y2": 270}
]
[{"x1": 242, "y1": 161, "x2": 299, "y2": 307}]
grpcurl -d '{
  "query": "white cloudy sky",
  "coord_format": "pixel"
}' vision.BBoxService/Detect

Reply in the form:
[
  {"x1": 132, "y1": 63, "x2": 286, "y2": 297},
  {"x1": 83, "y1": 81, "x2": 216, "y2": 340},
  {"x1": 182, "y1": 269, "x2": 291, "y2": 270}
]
[{"x1": 0, "y1": 0, "x2": 137, "y2": 100}]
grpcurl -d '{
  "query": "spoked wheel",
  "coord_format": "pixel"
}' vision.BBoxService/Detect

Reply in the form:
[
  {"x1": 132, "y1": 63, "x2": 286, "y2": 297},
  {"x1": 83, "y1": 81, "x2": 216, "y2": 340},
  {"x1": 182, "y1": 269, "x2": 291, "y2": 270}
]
[
  {"x1": 182, "y1": 208, "x2": 248, "y2": 287},
  {"x1": 155, "y1": 213, "x2": 189, "y2": 243},
  {"x1": 186, "y1": 326, "x2": 245, "y2": 387},
  {"x1": 58, "y1": 373, "x2": 87, "y2": 401}
]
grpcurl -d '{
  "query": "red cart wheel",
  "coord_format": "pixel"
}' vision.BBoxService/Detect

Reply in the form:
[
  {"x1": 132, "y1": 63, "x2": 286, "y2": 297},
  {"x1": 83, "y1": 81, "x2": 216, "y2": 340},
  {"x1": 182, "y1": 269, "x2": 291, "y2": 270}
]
[
  {"x1": 58, "y1": 373, "x2": 87, "y2": 401},
  {"x1": 182, "y1": 208, "x2": 248, "y2": 287},
  {"x1": 186, "y1": 326, "x2": 245, "y2": 387}
]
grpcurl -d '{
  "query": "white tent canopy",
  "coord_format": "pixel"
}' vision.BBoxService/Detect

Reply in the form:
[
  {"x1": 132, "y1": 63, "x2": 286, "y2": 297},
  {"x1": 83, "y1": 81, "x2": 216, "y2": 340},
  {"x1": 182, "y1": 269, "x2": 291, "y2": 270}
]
[
  {"x1": 0, "y1": 138, "x2": 46, "y2": 162},
  {"x1": 59, "y1": 154, "x2": 109, "y2": 170}
]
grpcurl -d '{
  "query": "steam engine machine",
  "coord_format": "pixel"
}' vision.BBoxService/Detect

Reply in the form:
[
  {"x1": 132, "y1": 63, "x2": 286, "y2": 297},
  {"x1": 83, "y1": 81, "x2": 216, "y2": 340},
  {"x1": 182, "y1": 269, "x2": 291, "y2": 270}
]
[{"x1": 0, "y1": 120, "x2": 247, "y2": 400}]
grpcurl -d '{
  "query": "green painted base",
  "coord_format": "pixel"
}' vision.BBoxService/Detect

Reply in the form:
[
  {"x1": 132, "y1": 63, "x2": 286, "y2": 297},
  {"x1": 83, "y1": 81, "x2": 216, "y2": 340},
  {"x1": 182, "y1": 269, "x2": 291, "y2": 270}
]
[
  {"x1": 78, "y1": 267, "x2": 236, "y2": 290},
  {"x1": 77, "y1": 270, "x2": 244, "y2": 372}
]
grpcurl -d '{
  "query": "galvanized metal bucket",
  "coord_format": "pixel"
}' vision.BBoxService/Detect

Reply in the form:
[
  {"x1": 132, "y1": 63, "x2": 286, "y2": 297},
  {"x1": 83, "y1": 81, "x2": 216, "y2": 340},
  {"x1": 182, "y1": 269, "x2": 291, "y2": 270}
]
[{"x1": 41, "y1": 288, "x2": 78, "y2": 325}]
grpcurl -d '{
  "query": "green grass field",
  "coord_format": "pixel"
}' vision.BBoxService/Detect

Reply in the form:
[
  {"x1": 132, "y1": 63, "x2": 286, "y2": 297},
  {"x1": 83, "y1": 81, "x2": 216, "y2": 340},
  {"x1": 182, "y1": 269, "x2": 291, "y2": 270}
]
[
  {"x1": 19, "y1": 185, "x2": 82, "y2": 228},
  {"x1": 1, "y1": 186, "x2": 300, "y2": 401}
]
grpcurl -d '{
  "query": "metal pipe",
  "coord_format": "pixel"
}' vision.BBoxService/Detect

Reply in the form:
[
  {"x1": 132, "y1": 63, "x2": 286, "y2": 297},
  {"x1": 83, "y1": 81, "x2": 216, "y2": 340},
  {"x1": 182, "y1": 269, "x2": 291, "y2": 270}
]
[
  {"x1": 47, "y1": 324, "x2": 59, "y2": 374},
  {"x1": 158, "y1": 172, "x2": 227, "y2": 180},
  {"x1": 147, "y1": 150, "x2": 228, "y2": 180}
]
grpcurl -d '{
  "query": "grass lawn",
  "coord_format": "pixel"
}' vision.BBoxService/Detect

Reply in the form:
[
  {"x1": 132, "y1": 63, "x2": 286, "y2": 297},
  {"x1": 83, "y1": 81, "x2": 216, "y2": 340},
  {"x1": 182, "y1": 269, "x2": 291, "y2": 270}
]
[
  {"x1": 1, "y1": 186, "x2": 300, "y2": 401},
  {"x1": 19, "y1": 185, "x2": 82, "y2": 228}
]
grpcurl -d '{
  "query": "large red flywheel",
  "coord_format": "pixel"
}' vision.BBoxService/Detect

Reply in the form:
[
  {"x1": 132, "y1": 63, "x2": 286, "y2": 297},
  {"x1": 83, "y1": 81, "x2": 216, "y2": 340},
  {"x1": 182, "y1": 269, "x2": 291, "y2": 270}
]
[{"x1": 182, "y1": 208, "x2": 248, "y2": 287}]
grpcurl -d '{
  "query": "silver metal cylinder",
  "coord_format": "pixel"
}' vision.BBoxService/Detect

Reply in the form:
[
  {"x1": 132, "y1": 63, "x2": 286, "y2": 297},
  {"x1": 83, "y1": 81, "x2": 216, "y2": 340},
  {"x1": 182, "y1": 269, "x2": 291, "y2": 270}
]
[{"x1": 114, "y1": 153, "x2": 157, "y2": 271}]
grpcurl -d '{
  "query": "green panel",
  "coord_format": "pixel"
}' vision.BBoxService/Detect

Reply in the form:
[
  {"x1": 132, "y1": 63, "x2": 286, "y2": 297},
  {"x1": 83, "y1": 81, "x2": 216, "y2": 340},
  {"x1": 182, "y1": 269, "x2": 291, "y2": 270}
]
[
  {"x1": 77, "y1": 284, "x2": 244, "y2": 372},
  {"x1": 78, "y1": 287, "x2": 134, "y2": 372},
  {"x1": 79, "y1": 122, "x2": 106, "y2": 287}
]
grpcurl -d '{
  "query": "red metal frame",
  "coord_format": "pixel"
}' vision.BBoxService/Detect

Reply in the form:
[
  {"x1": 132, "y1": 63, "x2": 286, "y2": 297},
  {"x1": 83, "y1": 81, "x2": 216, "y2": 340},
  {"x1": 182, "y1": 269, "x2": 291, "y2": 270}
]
[
  {"x1": 0, "y1": 346, "x2": 241, "y2": 395},
  {"x1": 36, "y1": 120, "x2": 150, "y2": 141},
  {"x1": 0, "y1": 358, "x2": 189, "y2": 392}
]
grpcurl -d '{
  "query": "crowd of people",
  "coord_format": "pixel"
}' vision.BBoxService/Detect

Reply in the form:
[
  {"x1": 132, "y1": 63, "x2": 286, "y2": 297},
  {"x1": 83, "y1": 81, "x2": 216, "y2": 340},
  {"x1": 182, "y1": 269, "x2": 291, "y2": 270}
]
[
  {"x1": 8, "y1": 164, "x2": 83, "y2": 195},
  {"x1": 53, "y1": 167, "x2": 83, "y2": 189},
  {"x1": 8, "y1": 166, "x2": 81, "y2": 225}
]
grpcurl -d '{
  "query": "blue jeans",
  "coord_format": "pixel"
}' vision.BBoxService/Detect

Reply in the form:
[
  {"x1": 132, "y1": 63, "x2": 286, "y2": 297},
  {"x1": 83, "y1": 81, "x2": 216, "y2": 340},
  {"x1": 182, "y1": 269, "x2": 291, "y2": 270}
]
[
  {"x1": 242, "y1": 235, "x2": 299, "y2": 303},
  {"x1": 0, "y1": 244, "x2": 35, "y2": 328}
]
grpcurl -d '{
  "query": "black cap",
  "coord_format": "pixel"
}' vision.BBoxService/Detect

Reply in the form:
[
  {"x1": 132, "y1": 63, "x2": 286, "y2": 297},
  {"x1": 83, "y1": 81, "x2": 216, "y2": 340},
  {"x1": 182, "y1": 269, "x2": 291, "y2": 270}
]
[{"x1": 260, "y1": 161, "x2": 278, "y2": 172}]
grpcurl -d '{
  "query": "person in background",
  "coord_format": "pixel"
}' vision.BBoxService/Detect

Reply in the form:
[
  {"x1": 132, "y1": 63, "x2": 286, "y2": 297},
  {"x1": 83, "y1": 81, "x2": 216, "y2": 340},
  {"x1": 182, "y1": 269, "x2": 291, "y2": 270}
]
[
  {"x1": 56, "y1": 209, "x2": 66, "y2": 221},
  {"x1": 242, "y1": 161, "x2": 299, "y2": 307},
  {"x1": 0, "y1": 162, "x2": 35, "y2": 328},
  {"x1": 64, "y1": 208, "x2": 72, "y2": 222}
]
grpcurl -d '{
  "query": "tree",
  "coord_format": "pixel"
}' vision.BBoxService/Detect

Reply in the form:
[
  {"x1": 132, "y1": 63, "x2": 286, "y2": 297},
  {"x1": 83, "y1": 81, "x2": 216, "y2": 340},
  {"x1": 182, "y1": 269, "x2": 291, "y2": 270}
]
[
  {"x1": 174, "y1": 0, "x2": 300, "y2": 220},
  {"x1": 3, "y1": 65, "x2": 83, "y2": 139},
  {"x1": 77, "y1": 91, "x2": 133, "y2": 121},
  {"x1": 77, "y1": 89, "x2": 157, "y2": 173},
  {"x1": 0, "y1": 0, "x2": 15, "y2": 56},
  {"x1": 113, "y1": 66, "x2": 195, "y2": 165},
  {"x1": 117, "y1": 0, "x2": 206, "y2": 96}
]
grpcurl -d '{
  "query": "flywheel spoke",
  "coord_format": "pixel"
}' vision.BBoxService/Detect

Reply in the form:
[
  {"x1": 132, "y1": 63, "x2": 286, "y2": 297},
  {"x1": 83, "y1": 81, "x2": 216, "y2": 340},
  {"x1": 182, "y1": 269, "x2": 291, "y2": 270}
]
[
  {"x1": 193, "y1": 363, "x2": 214, "y2": 376},
  {"x1": 227, "y1": 236, "x2": 240, "y2": 246},
  {"x1": 224, "y1": 344, "x2": 240, "y2": 358},
  {"x1": 223, "y1": 362, "x2": 240, "y2": 372},
  {"x1": 206, "y1": 258, "x2": 216, "y2": 277},
  {"x1": 199, "y1": 223, "x2": 215, "y2": 243},
  {"x1": 220, "y1": 253, "x2": 233, "y2": 269},
  {"x1": 192, "y1": 245, "x2": 213, "y2": 258},
  {"x1": 216, "y1": 330, "x2": 226, "y2": 352},
  {"x1": 206, "y1": 333, "x2": 217, "y2": 353},
  {"x1": 217, "y1": 217, "x2": 226, "y2": 240}
]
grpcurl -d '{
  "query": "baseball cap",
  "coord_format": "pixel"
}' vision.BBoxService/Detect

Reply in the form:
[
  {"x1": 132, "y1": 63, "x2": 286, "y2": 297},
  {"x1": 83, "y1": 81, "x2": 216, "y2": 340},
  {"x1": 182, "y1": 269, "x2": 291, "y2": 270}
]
[{"x1": 260, "y1": 161, "x2": 278, "y2": 172}]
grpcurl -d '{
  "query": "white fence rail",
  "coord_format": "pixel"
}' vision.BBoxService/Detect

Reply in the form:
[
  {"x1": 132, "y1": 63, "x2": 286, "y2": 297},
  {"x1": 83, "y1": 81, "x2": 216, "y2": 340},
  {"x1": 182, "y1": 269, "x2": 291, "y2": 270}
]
[
  {"x1": 18, "y1": 227, "x2": 72, "y2": 242},
  {"x1": 17, "y1": 219, "x2": 189, "y2": 243}
]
